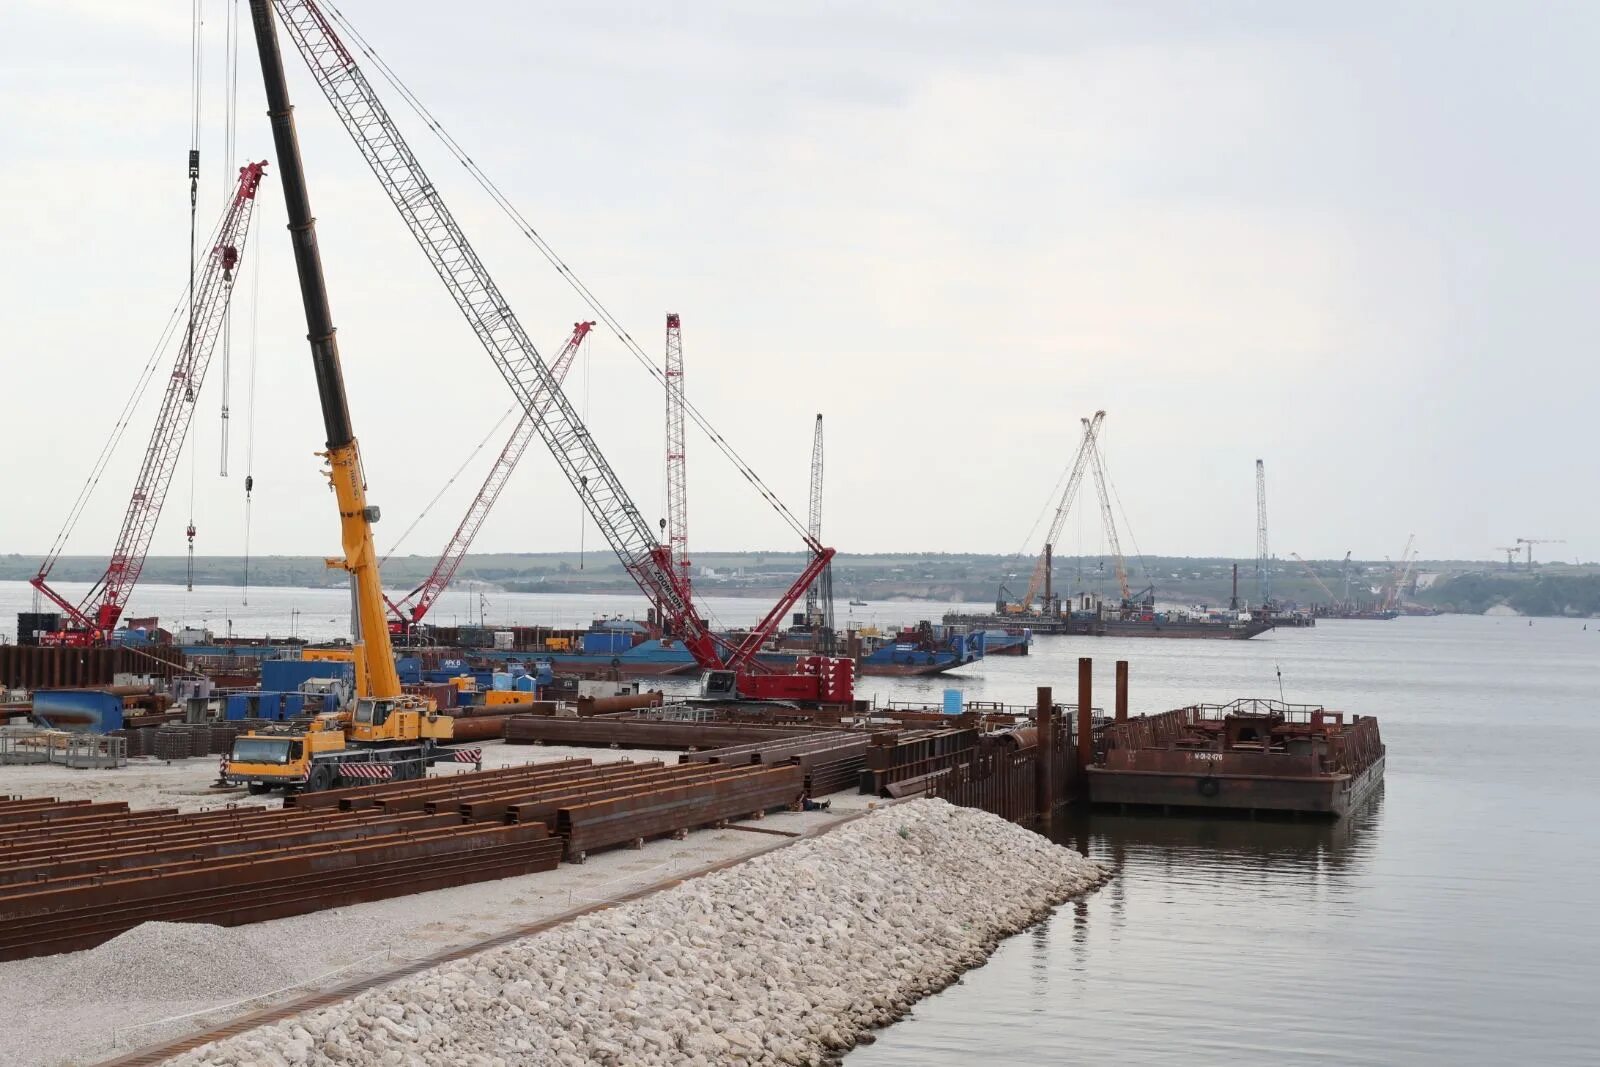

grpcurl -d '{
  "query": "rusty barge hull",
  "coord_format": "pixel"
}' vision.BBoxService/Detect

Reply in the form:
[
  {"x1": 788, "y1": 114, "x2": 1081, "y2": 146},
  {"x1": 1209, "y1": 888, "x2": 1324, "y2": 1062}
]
[
  {"x1": 1088, "y1": 754, "x2": 1385, "y2": 817},
  {"x1": 1087, "y1": 698, "x2": 1385, "y2": 818}
]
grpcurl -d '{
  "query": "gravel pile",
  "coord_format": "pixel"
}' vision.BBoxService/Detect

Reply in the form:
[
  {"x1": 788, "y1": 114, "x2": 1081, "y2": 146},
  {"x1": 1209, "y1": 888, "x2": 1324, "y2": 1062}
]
[
  {"x1": 167, "y1": 800, "x2": 1107, "y2": 1066},
  {"x1": 60, "y1": 922, "x2": 304, "y2": 1000}
]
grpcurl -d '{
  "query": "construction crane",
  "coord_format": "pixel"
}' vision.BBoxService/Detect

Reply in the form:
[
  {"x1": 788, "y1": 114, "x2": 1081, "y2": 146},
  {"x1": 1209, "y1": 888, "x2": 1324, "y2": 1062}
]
[
  {"x1": 270, "y1": 0, "x2": 843, "y2": 702},
  {"x1": 662, "y1": 312, "x2": 690, "y2": 611},
  {"x1": 1290, "y1": 553, "x2": 1338, "y2": 603},
  {"x1": 1382, "y1": 535, "x2": 1416, "y2": 611},
  {"x1": 1494, "y1": 545, "x2": 1521, "y2": 572},
  {"x1": 1086, "y1": 433, "x2": 1132, "y2": 605},
  {"x1": 1005, "y1": 411, "x2": 1104, "y2": 615},
  {"x1": 31, "y1": 162, "x2": 269, "y2": 645},
  {"x1": 385, "y1": 320, "x2": 594, "y2": 632},
  {"x1": 1516, "y1": 538, "x2": 1565, "y2": 569},
  {"x1": 225, "y1": 5, "x2": 455, "y2": 793},
  {"x1": 804, "y1": 415, "x2": 835, "y2": 651},
  {"x1": 1339, "y1": 550, "x2": 1354, "y2": 604},
  {"x1": 1255, "y1": 459, "x2": 1271, "y2": 608}
]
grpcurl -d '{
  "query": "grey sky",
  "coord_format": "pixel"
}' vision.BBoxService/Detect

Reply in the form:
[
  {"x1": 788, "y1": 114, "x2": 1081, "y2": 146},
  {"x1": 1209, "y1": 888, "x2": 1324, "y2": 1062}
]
[{"x1": 4, "y1": 1, "x2": 1595, "y2": 567}]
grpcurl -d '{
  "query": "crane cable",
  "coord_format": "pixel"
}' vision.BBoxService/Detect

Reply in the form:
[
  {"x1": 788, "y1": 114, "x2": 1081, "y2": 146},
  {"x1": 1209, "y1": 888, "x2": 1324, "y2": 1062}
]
[
  {"x1": 379, "y1": 405, "x2": 518, "y2": 565},
  {"x1": 219, "y1": 0, "x2": 240, "y2": 478},
  {"x1": 317, "y1": 2, "x2": 812, "y2": 545},
  {"x1": 184, "y1": 0, "x2": 204, "y2": 595},
  {"x1": 242, "y1": 192, "x2": 262, "y2": 605}
]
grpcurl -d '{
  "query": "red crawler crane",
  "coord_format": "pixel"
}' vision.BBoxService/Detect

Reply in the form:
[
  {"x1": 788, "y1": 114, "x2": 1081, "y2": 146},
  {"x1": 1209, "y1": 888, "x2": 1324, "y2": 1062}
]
[
  {"x1": 31, "y1": 162, "x2": 269, "y2": 645},
  {"x1": 385, "y1": 321, "x2": 594, "y2": 632}
]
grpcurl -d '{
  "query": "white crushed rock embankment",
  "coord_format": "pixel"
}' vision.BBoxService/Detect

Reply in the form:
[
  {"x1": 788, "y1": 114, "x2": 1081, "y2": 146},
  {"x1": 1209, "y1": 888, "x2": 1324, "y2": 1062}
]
[{"x1": 168, "y1": 800, "x2": 1107, "y2": 1067}]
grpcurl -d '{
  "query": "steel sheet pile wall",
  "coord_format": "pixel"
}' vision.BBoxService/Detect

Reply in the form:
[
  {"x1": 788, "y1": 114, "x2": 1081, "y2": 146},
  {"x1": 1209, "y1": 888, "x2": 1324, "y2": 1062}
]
[
  {"x1": 860, "y1": 729, "x2": 981, "y2": 796},
  {"x1": 0, "y1": 645, "x2": 186, "y2": 690},
  {"x1": 0, "y1": 796, "x2": 561, "y2": 962},
  {"x1": 503, "y1": 716, "x2": 811, "y2": 750},
  {"x1": 682, "y1": 731, "x2": 870, "y2": 798}
]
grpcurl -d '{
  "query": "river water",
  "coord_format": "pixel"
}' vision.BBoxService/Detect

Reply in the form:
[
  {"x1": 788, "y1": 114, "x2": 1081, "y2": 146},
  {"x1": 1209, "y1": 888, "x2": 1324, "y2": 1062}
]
[
  {"x1": 3, "y1": 583, "x2": 1594, "y2": 1062},
  {"x1": 848, "y1": 613, "x2": 1599, "y2": 1066}
]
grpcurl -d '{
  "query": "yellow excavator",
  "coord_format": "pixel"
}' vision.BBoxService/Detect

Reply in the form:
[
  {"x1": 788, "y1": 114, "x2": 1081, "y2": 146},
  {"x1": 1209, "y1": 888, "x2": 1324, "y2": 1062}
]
[{"x1": 223, "y1": 4, "x2": 453, "y2": 793}]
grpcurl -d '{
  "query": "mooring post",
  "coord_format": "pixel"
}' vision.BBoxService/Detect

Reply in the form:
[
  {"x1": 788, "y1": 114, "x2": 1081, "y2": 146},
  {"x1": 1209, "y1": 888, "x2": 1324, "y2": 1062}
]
[
  {"x1": 1115, "y1": 659, "x2": 1129, "y2": 723},
  {"x1": 1035, "y1": 685, "x2": 1054, "y2": 826},
  {"x1": 1077, "y1": 657, "x2": 1094, "y2": 788}
]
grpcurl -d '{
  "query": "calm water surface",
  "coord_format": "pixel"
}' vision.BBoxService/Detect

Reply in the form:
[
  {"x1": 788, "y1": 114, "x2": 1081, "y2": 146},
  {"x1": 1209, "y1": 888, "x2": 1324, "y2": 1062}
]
[{"x1": 849, "y1": 614, "x2": 1599, "y2": 1066}]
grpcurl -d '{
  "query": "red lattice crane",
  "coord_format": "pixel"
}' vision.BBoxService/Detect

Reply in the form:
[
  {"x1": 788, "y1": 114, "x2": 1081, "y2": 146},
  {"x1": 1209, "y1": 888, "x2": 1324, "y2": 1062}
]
[
  {"x1": 273, "y1": 0, "x2": 845, "y2": 702},
  {"x1": 31, "y1": 162, "x2": 269, "y2": 644},
  {"x1": 385, "y1": 320, "x2": 594, "y2": 631},
  {"x1": 663, "y1": 313, "x2": 690, "y2": 603}
]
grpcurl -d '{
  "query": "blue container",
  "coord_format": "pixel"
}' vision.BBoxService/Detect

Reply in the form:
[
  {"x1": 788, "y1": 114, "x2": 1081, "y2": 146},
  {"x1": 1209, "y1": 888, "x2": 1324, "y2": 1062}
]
[
  {"x1": 513, "y1": 674, "x2": 536, "y2": 692},
  {"x1": 942, "y1": 688, "x2": 963, "y2": 716},
  {"x1": 262, "y1": 659, "x2": 353, "y2": 693},
  {"x1": 581, "y1": 632, "x2": 631, "y2": 655},
  {"x1": 396, "y1": 657, "x2": 422, "y2": 684},
  {"x1": 33, "y1": 690, "x2": 124, "y2": 732},
  {"x1": 491, "y1": 672, "x2": 512, "y2": 691}
]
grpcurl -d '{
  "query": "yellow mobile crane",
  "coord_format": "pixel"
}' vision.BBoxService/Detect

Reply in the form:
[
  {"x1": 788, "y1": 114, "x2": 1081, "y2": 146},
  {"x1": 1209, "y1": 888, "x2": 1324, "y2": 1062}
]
[{"x1": 223, "y1": 1, "x2": 453, "y2": 793}]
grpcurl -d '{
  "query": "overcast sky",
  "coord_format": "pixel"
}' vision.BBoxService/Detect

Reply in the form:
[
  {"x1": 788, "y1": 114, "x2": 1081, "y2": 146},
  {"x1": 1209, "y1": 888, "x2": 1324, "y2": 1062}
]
[{"x1": 4, "y1": 0, "x2": 1596, "y2": 568}]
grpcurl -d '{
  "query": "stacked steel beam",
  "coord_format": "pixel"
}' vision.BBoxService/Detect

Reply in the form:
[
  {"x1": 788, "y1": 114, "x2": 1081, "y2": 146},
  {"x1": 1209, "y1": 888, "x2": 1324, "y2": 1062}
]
[
  {"x1": 502, "y1": 716, "x2": 810, "y2": 750},
  {"x1": 681, "y1": 730, "x2": 870, "y2": 798}
]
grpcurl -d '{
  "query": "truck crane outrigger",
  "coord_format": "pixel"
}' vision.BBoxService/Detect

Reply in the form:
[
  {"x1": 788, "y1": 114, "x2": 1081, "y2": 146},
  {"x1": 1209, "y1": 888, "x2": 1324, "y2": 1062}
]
[
  {"x1": 224, "y1": 2, "x2": 454, "y2": 793},
  {"x1": 270, "y1": 0, "x2": 849, "y2": 704}
]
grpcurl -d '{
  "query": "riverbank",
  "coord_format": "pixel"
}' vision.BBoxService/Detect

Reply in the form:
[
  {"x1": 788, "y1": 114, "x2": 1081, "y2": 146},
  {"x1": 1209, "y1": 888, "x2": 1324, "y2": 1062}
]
[{"x1": 161, "y1": 801, "x2": 1104, "y2": 1067}]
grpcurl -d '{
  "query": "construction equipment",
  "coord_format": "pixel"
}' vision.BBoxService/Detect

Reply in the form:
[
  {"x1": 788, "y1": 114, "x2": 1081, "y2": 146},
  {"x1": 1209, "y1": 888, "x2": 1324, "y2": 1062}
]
[
  {"x1": 663, "y1": 313, "x2": 690, "y2": 609},
  {"x1": 1087, "y1": 431, "x2": 1133, "y2": 606},
  {"x1": 270, "y1": 0, "x2": 847, "y2": 704},
  {"x1": 1494, "y1": 545, "x2": 1521, "y2": 572},
  {"x1": 225, "y1": 5, "x2": 455, "y2": 793},
  {"x1": 1255, "y1": 459, "x2": 1271, "y2": 608},
  {"x1": 1290, "y1": 553, "x2": 1338, "y2": 604},
  {"x1": 1516, "y1": 538, "x2": 1565, "y2": 569},
  {"x1": 384, "y1": 320, "x2": 594, "y2": 633},
  {"x1": 804, "y1": 414, "x2": 836, "y2": 650},
  {"x1": 1340, "y1": 551, "x2": 1355, "y2": 604},
  {"x1": 1382, "y1": 535, "x2": 1417, "y2": 612},
  {"x1": 30, "y1": 163, "x2": 269, "y2": 645},
  {"x1": 1004, "y1": 412, "x2": 1104, "y2": 615}
]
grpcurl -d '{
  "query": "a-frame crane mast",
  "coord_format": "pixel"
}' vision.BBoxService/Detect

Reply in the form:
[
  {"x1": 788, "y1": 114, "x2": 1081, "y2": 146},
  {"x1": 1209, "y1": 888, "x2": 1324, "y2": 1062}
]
[
  {"x1": 1014, "y1": 410, "x2": 1104, "y2": 614},
  {"x1": 386, "y1": 320, "x2": 595, "y2": 631},
  {"x1": 32, "y1": 162, "x2": 269, "y2": 643},
  {"x1": 270, "y1": 0, "x2": 831, "y2": 679}
]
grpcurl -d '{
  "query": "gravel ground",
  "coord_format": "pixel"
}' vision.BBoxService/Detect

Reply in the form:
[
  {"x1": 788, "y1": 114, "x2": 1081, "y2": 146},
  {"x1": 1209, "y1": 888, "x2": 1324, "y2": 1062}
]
[
  {"x1": 165, "y1": 801, "x2": 1107, "y2": 1067},
  {"x1": 0, "y1": 742, "x2": 867, "y2": 1067}
]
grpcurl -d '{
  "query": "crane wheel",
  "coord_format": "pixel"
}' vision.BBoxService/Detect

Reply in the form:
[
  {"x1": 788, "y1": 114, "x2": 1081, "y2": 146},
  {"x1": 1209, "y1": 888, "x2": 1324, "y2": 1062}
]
[
  {"x1": 309, "y1": 765, "x2": 336, "y2": 793},
  {"x1": 247, "y1": 782, "x2": 272, "y2": 796}
]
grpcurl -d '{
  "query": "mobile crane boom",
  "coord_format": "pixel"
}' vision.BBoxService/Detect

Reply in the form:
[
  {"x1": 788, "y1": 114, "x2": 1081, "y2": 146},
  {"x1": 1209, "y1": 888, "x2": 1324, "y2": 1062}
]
[
  {"x1": 1086, "y1": 434, "x2": 1131, "y2": 603},
  {"x1": 269, "y1": 0, "x2": 833, "y2": 682},
  {"x1": 31, "y1": 162, "x2": 268, "y2": 642},
  {"x1": 248, "y1": 0, "x2": 397, "y2": 700},
  {"x1": 386, "y1": 320, "x2": 594, "y2": 630}
]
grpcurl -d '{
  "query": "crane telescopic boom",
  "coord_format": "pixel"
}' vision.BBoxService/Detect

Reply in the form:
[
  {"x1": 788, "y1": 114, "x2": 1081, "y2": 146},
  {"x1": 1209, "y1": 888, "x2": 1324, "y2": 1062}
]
[
  {"x1": 31, "y1": 162, "x2": 269, "y2": 643},
  {"x1": 247, "y1": 0, "x2": 400, "y2": 700},
  {"x1": 386, "y1": 321, "x2": 594, "y2": 630},
  {"x1": 269, "y1": 0, "x2": 831, "y2": 677},
  {"x1": 1014, "y1": 411, "x2": 1104, "y2": 614}
]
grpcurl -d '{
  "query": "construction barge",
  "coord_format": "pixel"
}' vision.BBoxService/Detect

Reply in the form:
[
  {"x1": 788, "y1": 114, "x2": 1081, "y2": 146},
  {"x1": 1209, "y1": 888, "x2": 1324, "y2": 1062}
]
[{"x1": 1088, "y1": 698, "x2": 1385, "y2": 817}]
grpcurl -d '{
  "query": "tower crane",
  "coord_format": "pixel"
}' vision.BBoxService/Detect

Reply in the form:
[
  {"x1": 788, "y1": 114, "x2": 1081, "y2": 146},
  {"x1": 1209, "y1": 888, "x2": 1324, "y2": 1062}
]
[
  {"x1": 1005, "y1": 411, "x2": 1104, "y2": 615},
  {"x1": 268, "y1": 0, "x2": 843, "y2": 702},
  {"x1": 385, "y1": 320, "x2": 594, "y2": 633},
  {"x1": 1086, "y1": 433, "x2": 1132, "y2": 607},
  {"x1": 1289, "y1": 553, "x2": 1338, "y2": 603},
  {"x1": 1255, "y1": 458, "x2": 1271, "y2": 607},
  {"x1": 1516, "y1": 538, "x2": 1565, "y2": 569},
  {"x1": 1493, "y1": 546, "x2": 1521, "y2": 572},
  {"x1": 804, "y1": 415, "x2": 835, "y2": 651},
  {"x1": 663, "y1": 312, "x2": 690, "y2": 609},
  {"x1": 31, "y1": 162, "x2": 269, "y2": 645}
]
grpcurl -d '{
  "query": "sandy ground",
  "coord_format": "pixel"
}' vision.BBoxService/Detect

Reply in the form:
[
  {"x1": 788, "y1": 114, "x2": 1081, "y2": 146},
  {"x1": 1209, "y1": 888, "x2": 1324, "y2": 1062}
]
[{"x1": 0, "y1": 740, "x2": 873, "y2": 1067}]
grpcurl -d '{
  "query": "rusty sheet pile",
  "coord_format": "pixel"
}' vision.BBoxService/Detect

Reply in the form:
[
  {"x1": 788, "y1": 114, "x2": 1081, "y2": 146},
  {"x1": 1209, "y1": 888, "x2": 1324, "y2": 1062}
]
[{"x1": 0, "y1": 756, "x2": 804, "y2": 962}]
